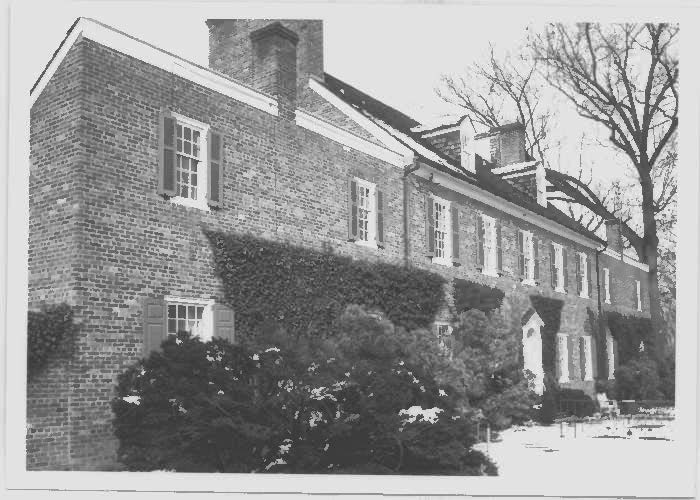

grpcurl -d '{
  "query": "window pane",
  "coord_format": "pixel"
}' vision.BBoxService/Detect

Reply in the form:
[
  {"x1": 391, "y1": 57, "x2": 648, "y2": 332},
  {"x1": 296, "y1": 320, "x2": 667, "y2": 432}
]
[
  {"x1": 178, "y1": 305, "x2": 186, "y2": 318},
  {"x1": 177, "y1": 124, "x2": 183, "y2": 138},
  {"x1": 193, "y1": 130, "x2": 200, "y2": 144},
  {"x1": 184, "y1": 141, "x2": 191, "y2": 155},
  {"x1": 177, "y1": 139, "x2": 183, "y2": 152},
  {"x1": 180, "y1": 185, "x2": 188, "y2": 197},
  {"x1": 191, "y1": 187, "x2": 197, "y2": 200},
  {"x1": 196, "y1": 307, "x2": 203, "y2": 319},
  {"x1": 184, "y1": 127, "x2": 191, "y2": 141},
  {"x1": 191, "y1": 174, "x2": 197, "y2": 187},
  {"x1": 191, "y1": 161, "x2": 197, "y2": 173},
  {"x1": 168, "y1": 305, "x2": 176, "y2": 318},
  {"x1": 193, "y1": 145, "x2": 199, "y2": 157},
  {"x1": 178, "y1": 319, "x2": 186, "y2": 333},
  {"x1": 182, "y1": 172, "x2": 189, "y2": 184},
  {"x1": 188, "y1": 306, "x2": 195, "y2": 318},
  {"x1": 168, "y1": 319, "x2": 177, "y2": 333}
]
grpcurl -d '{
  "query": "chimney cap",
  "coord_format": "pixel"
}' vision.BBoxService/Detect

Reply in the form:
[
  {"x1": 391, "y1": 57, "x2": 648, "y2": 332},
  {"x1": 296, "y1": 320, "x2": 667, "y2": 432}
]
[
  {"x1": 474, "y1": 121, "x2": 525, "y2": 140},
  {"x1": 249, "y1": 21, "x2": 299, "y2": 45}
]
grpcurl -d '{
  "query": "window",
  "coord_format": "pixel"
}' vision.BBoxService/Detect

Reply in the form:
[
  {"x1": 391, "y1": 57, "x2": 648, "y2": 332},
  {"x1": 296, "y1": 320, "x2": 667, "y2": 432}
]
[
  {"x1": 551, "y1": 243, "x2": 567, "y2": 293},
  {"x1": 634, "y1": 280, "x2": 642, "y2": 311},
  {"x1": 436, "y1": 323, "x2": 453, "y2": 356},
  {"x1": 603, "y1": 268, "x2": 611, "y2": 304},
  {"x1": 348, "y1": 178, "x2": 384, "y2": 248},
  {"x1": 426, "y1": 196, "x2": 454, "y2": 266},
  {"x1": 166, "y1": 298, "x2": 213, "y2": 342},
  {"x1": 518, "y1": 230, "x2": 538, "y2": 284},
  {"x1": 478, "y1": 214, "x2": 500, "y2": 276},
  {"x1": 159, "y1": 111, "x2": 223, "y2": 210},
  {"x1": 576, "y1": 252, "x2": 590, "y2": 298}
]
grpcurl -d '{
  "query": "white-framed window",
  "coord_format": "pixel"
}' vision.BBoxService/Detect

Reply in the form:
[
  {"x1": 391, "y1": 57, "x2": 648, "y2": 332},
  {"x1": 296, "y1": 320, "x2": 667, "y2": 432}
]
[
  {"x1": 519, "y1": 230, "x2": 536, "y2": 285},
  {"x1": 606, "y1": 335, "x2": 616, "y2": 380},
  {"x1": 552, "y1": 243, "x2": 566, "y2": 293},
  {"x1": 635, "y1": 279, "x2": 642, "y2": 311},
  {"x1": 432, "y1": 197, "x2": 452, "y2": 266},
  {"x1": 165, "y1": 296, "x2": 214, "y2": 342},
  {"x1": 557, "y1": 333, "x2": 570, "y2": 383},
  {"x1": 355, "y1": 178, "x2": 376, "y2": 247},
  {"x1": 435, "y1": 322, "x2": 453, "y2": 356},
  {"x1": 482, "y1": 213, "x2": 498, "y2": 275},
  {"x1": 603, "y1": 268, "x2": 611, "y2": 304},
  {"x1": 170, "y1": 113, "x2": 210, "y2": 211},
  {"x1": 577, "y1": 252, "x2": 589, "y2": 298}
]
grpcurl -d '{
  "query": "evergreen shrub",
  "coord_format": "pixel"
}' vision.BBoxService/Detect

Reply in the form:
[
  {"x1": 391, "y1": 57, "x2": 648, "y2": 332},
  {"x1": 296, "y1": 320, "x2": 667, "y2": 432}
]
[{"x1": 453, "y1": 279, "x2": 504, "y2": 314}]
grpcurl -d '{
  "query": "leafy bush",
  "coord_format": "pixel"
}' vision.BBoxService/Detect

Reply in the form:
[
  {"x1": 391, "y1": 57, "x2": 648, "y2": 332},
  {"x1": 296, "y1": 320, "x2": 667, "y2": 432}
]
[
  {"x1": 27, "y1": 303, "x2": 76, "y2": 380},
  {"x1": 537, "y1": 375, "x2": 596, "y2": 421},
  {"x1": 613, "y1": 353, "x2": 664, "y2": 401},
  {"x1": 529, "y1": 296, "x2": 564, "y2": 378},
  {"x1": 453, "y1": 279, "x2": 504, "y2": 315},
  {"x1": 606, "y1": 312, "x2": 654, "y2": 366},
  {"x1": 205, "y1": 231, "x2": 446, "y2": 340},
  {"x1": 112, "y1": 306, "x2": 496, "y2": 475},
  {"x1": 450, "y1": 309, "x2": 537, "y2": 430}
]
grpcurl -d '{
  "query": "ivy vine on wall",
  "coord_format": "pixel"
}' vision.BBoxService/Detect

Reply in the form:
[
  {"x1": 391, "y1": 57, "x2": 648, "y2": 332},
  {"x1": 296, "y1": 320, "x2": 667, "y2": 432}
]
[
  {"x1": 606, "y1": 311, "x2": 653, "y2": 366},
  {"x1": 206, "y1": 231, "x2": 446, "y2": 339},
  {"x1": 27, "y1": 303, "x2": 76, "y2": 380},
  {"x1": 452, "y1": 279, "x2": 505, "y2": 315}
]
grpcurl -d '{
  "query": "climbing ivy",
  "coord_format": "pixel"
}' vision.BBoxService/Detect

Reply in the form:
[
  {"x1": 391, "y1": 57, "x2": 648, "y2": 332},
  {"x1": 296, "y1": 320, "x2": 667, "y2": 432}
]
[
  {"x1": 453, "y1": 279, "x2": 504, "y2": 314},
  {"x1": 206, "y1": 230, "x2": 446, "y2": 339},
  {"x1": 529, "y1": 295, "x2": 564, "y2": 378},
  {"x1": 27, "y1": 303, "x2": 76, "y2": 380}
]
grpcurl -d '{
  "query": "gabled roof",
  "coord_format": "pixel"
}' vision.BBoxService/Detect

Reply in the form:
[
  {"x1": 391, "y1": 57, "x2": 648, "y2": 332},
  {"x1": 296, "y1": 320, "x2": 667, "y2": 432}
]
[{"x1": 319, "y1": 74, "x2": 604, "y2": 245}]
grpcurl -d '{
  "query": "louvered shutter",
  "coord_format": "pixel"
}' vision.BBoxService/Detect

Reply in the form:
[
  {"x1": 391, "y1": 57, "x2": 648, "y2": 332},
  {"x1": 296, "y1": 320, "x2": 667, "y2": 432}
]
[
  {"x1": 568, "y1": 336, "x2": 577, "y2": 382},
  {"x1": 579, "y1": 337, "x2": 586, "y2": 381},
  {"x1": 517, "y1": 230, "x2": 525, "y2": 278},
  {"x1": 550, "y1": 243, "x2": 557, "y2": 288},
  {"x1": 476, "y1": 215, "x2": 485, "y2": 268},
  {"x1": 496, "y1": 221, "x2": 503, "y2": 272},
  {"x1": 376, "y1": 189, "x2": 385, "y2": 247},
  {"x1": 575, "y1": 253, "x2": 582, "y2": 295},
  {"x1": 451, "y1": 206, "x2": 460, "y2": 265},
  {"x1": 586, "y1": 256, "x2": 592, "y2": 297},
  {"x1": 348, "y1": 179, "x2": 358, "y2": 241},
  {"x1": 562, "y1": 248, "x2": 569, "y2": 291},
  {"x1": 609, "y1": 271, "x2": 614, "y2": 303},
  {"x1": 143, "y1": 298, "x2": 168, "y2": 355},
  {"x1": 159, "y1": 112, "x2": 177, "y2": 196},
  {"x1": 632, "y1": 280, "x2": 638, "y2": 309},
  {"x1": 426, "y1": 195, "x2": 435, "y2": 256},
  {"x1": 212, "y1": 304, "x2": 235, "y2": 343},
  {"x1": 591, "y1": 335, "x2": 598, "y2": 379},
  {"x1": 533, "y1": 237, "x2": 540, "y2": 281},
  {"x1": 207, "y1": 130, "x2": 223, "y2": 207},
  {"x1": 612, "y1": 338, "x2": 619, "y2": 371}
]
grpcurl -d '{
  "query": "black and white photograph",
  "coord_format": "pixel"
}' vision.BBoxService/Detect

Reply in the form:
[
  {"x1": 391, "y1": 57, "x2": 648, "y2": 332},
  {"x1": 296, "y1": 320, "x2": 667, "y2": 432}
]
[{"x1": 3, "y1": 0, "x2": 698, "y2": 498}]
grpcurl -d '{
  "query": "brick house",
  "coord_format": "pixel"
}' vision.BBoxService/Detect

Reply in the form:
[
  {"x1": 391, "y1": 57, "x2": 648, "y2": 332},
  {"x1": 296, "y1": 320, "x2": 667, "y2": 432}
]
[{"x1": 27, "y1": 17, "x2": 651, "y2": 470}]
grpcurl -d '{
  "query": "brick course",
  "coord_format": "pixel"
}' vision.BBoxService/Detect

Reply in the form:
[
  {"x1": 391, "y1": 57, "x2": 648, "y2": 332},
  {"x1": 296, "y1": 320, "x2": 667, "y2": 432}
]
[{"x1": 27, "y1": 23, "x2": 651, "y2": 470}]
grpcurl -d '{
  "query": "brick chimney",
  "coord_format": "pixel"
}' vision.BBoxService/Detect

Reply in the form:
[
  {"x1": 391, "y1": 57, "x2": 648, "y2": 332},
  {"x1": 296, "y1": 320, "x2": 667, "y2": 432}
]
[
  {"x1": 418, "y1": 117, "x2": 476, "y2": 173},
  {"x1": 605, "y1": 219, "x2": 623, "y2": 253},
  {"x1": 206, "y1": 19, "x2": 323, "y2": 103},
  {"x1": 249, "y1": 22, "x2": 298, "y2": 119},
  {"x1": 474, "y1": 122, "x2": 527, "y2": 167}
]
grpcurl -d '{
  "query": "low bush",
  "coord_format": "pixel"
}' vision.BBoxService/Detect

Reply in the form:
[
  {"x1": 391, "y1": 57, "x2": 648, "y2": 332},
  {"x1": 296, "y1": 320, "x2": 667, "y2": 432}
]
[
  {"x1": 613, "y1": 353, "x2": 664, "y2": 401},
  {"x1": 112, "y1": 306, "x2": 497, "y2": 475}
]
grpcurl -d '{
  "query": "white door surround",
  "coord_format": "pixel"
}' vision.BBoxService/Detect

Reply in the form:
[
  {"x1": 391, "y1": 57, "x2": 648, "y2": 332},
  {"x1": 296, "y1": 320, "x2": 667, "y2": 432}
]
[{"x1": 522, "y1": 310, "x2": 545, "y2": 395}]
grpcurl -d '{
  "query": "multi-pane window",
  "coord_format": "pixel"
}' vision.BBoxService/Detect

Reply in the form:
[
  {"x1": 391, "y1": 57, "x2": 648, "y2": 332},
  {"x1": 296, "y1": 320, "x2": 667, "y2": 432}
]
[
  {"x1": 635, "y1": 280, "x2": 642, "y2": 311},
  {"x1": 357, "y1": 182, "x2": 373, "y2": 242},
  {"x1": 436, "y1": 323, "x2": 453, "y2": 356},
  {"x1": 576, "y1": 252, "x2": 589, "y2": 298},
  {"x1": 482, "y1": 214, "x2": 497, "y2": 272},
  {"x1": 551, "y1": 243, "x2": 566, "y2": 293},
  {"x1": 603, "y1": 268, "x2": 611, "y2": 304},
  {"x1": 167, "y1": 303, "x2": 204, "y2": 336},
  {"x1": 175, "y1": 124, "x2": 202, "y2": 201},
  {"x1": 433, "y1": 199, "x2": 451, "y2": 262},
  {"x1": 518, "y1": 230, "x2": 536, "y2": 282}
]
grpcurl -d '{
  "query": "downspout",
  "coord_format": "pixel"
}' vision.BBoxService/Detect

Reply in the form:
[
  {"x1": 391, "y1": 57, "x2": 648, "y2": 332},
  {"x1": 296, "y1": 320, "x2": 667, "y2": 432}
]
[{"x1": 403, "y1": 159, "x2": 420, "y2": 267}]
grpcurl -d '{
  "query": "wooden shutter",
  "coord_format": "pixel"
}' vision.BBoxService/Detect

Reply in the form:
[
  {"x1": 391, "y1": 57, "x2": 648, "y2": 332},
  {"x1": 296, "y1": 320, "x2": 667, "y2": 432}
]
[
  {"x1": 158, "y1": 112, "x2": 177, "y2": 196},
  {"x1": 376, "y1": 189, "x2": 385, "y2": 247},
  {"x1": 562, "y1": 248, "x2": 569, "y2": 291},
  {"x1": 207, "y1": 130, "x2": 223, "y2": 207},
  {"x1": 612, "y1": 338, "x2": 619, "y2": 371},
  {"x1": 496, "y1": 221, "x2": 503, "y2": 272},
  {"x1": 609, "y1": 270, "x2": 614, "y2": 303},
  {"x1": 533, "y1": 237, "x2": 540, "y2": 281},
  {"x1": 550, "y1": 243, "x2": 557, "y2": 288},
  {"x1": 143, "y1": 298, "x2": 168, "y2": 355},
  {"x1": 586, "y1": 256, "x2": 592, "y2": 297},
  {"x1": 476, "y1": 215, "x2": 485, "y2": 268},
  {"x1": 426, "y1": 195, "x2": 435, "y2": 256},
  {"x1": 451, "y1": 206, "x2": 460, "y2": 265},
  {"x1": 348, "y1": 179, "x2": 358, "y2": 241},
  {"x1": 632, "y1": 280, "x2": 638, "y2": 308},
  {"x1": 591, "y1": 336, "x2": 598, "y2": 379},
  {"x1": 579, "y1": 337, "x2": 586, "y2": 381},
  {"x1": 575, "y1": 253, "x2": 582, "y2": 295},
  {"x1": 568, "y1": 336, "x2": 577, "y2": 382},
  {"x1": 212, "y1": 304, "x2": 235, "y2": 343},
  {"x1": 517, "y1": 230, "x2": 525, "y2": 278}
]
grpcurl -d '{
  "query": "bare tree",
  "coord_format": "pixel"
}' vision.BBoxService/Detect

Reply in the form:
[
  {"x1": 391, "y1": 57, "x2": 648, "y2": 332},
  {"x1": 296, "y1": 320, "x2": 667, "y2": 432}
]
[
  {"x1": 532, "y1": 23, "x2": 678, "y2": 359},
  {"x1": 436, "y1": 44, "x2": 555, "y2": 166}
]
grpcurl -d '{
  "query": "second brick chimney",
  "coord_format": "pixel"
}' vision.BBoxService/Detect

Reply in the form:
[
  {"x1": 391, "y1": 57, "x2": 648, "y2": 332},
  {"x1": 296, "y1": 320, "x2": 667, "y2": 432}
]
[
  {"x1": 249, "y1": 22, "x2": 299, "y2": 119},
  {"x1": 605, "y1": 219, "x2": 624, "y2": 253}
]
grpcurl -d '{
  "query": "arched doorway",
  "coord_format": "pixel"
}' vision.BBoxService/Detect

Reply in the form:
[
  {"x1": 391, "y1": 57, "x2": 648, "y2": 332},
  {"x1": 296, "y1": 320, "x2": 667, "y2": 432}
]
[{"x1": 522, "y1": 310, "x2": 545, "y2": 395}]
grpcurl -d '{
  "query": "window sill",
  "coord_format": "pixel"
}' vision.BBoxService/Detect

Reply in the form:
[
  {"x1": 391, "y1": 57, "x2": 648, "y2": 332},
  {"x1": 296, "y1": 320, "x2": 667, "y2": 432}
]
[
  {"x1": 432, "y1": 257, "x2": 453, "y2": 267},
  {"x1": 554, "y1": 287, "x2": 567, "y2": 294},
  {"x1": 170, "y1": 196, "x2": 210, "y2": 212},
  {"x1": 481, "y1": 269, "x2": 500, "y2": 278},
  {"x1": 355, "y1": 239, "x2": 378, "y2": 249},
  {"x1": 579, "y1": 293, "x2": 590, "y2": 299}
]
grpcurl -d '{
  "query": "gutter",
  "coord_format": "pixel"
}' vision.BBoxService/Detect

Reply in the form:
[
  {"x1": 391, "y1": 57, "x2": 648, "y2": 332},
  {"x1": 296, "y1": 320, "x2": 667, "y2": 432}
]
[{"x1": 403, "y1": 160, "x2": 421, "y2": 267}]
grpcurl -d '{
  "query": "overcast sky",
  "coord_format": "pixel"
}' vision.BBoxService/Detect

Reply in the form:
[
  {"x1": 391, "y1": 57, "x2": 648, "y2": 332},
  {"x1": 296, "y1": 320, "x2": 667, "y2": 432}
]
[{"x1": 20, "y1": 1, "x2": 648, "y2": 215}]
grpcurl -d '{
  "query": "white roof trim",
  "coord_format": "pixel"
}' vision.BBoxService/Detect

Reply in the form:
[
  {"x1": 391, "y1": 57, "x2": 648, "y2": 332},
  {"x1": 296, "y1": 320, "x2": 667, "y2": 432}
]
[
  {"x1": 295, "y1": 110, "x2": 413, "y2": 167},
  {"x1": 420, "y1": 126, "x2": 460, "y2": 138},
  {"x1": 30, "y1": 18, "x2": 279, "y2": 116},
  {"x1": 523, "y1": 311, "x2": 545, "y2": 330},
  {"x1": 602, "y1": 248, "x2": 649, "y2": 272},
  {"x1": 415, "y1": 164, "x2": 601, "y2": 249},
  {"x1": 307, "y1": 77, "x2": 413, "y2": 158},
  {"x1": 492, "y1": 160, "x2": 539, "y2": 175}
]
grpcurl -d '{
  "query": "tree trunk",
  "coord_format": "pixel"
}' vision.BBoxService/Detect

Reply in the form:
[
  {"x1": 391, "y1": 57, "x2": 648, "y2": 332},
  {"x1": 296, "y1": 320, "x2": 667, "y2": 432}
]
[{"x1": 639, "y1": 169, "x2": 665, "y2": 361}]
